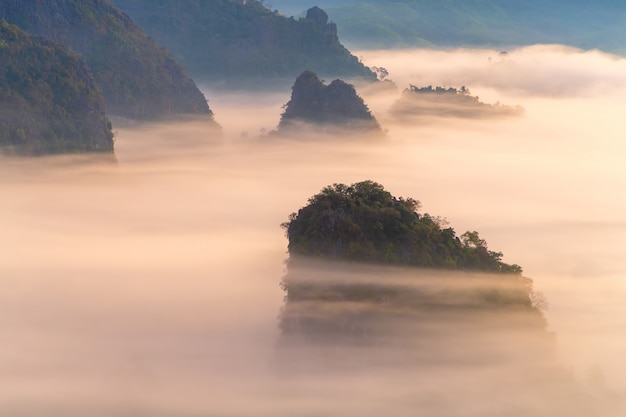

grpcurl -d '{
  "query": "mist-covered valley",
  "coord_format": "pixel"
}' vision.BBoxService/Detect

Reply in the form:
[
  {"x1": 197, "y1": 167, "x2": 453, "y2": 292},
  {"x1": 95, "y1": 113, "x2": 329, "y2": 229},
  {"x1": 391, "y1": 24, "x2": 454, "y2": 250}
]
[{"x1": 2, "y1": 46, "x2": 626, "y2": 416}]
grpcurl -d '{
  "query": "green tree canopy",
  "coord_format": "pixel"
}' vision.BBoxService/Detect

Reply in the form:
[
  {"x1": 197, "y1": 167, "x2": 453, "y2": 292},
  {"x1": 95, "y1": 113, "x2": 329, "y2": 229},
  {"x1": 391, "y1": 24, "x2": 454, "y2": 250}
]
[
  {"x1": 283, "y1": 180, "x2": 522, "y2": 274},
  {"x1": 276, "y1": 71, "x2": 382, "y2": 135}
]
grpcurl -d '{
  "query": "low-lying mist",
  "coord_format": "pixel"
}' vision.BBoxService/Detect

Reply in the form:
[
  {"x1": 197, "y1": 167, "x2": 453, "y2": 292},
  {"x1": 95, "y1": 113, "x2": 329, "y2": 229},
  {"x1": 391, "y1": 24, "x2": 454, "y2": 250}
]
[{"x1": 2, "y1": 46, "x2": 626, "y2": 416}]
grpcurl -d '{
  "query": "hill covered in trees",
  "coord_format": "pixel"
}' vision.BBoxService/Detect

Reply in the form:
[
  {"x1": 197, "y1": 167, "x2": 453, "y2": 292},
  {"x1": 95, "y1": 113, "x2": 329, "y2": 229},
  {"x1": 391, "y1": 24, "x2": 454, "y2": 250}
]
[
  {"x1": 390, "y1": 85, "x2": 523, "y2": 121},
  {"x1": 109, "y1": 0, "x2": 376, "y2": 82},
  {"x1": 270, "y1": 0, "x2": 626, "y2": 53},
  {"x1": 0, "y1": 21, "x2": 113, "y2": 155},
  {"x1": 282, "y1": 180, "x2": 523, "y2": 273},
  {"x1": 0, "y1": 0, "x2": 214, "y2": 120},
  {"x1": 274, "y1": 71, "x2": 381, "y2": 136}
]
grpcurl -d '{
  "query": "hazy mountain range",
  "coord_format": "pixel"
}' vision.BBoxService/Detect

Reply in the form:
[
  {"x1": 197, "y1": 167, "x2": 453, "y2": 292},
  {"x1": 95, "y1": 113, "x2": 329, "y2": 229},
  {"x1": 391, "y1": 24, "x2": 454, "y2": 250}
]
[
  {"x1": 269, "y1": 0, "x2": 626, "y2": 52},
  {"x1": 110, "y1": 0, "x2": 376, "y2": 82}
]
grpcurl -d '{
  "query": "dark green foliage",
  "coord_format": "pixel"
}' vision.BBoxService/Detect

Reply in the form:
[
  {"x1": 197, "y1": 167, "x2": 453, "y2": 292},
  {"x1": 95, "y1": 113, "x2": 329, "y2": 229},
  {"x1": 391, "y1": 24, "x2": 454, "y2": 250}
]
[
  {"x1": 109, "y1": 0, "x2": 376, "y2": 81},
  {"x1": 0, "y1": 0, "x2": 213, "y2": 120},
  {"x1": 0, "y1": 21, "x2": 113, "y2": 155},
  {"x1": 279, "y1": 258, "x2": 546, "y2": 347},
  {"x1": 283, "y1": 180, "x2": 522, "y2": 274},
  {"x1": 276, "y1": 71, "x2": 381, "y2": 135},
  {"x1": 390, "y1": 85, "x2": 523, "y2": 120}
]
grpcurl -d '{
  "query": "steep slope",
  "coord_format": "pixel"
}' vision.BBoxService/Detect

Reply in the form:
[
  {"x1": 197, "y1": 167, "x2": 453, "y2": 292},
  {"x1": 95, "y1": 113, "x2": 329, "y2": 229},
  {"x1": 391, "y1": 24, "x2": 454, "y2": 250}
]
[
  {"x1": 0, "y1": 21, "x2": 113, "y2": 155},
  {"x1": 275, "y1": 70, "x2": 381, "y2": 136},
  {"x1": 110, "y1": 0, "x2": 376, "y2": 82},
  {"x1": 0, "y1": 0, "x2": 214, "y2": 120}
]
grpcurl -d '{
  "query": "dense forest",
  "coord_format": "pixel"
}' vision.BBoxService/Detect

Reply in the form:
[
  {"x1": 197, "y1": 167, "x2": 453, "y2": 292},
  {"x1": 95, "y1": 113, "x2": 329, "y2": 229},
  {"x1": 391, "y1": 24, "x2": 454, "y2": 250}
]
[
  {"x1": 270, "y1": 0, "x2": 626, "y2": 53},
  {"x1": 390, "y1": 85, "x2": 523, "y2": 121},
  {"x1": 0, "y1": 0, "x2": 214, "y2": 120},
  {"x1": 275, "y1": 71, "x2": 381, "y2": 136},
  {"x1": 0, "y1": 21, "x2": 113, "y2": 155},
  {"x1": 282, "y1": 180, "x2": 523, "y2": 273},
  {"x1": 110, "y1": 0, "x2": 376, "y2": 82}
]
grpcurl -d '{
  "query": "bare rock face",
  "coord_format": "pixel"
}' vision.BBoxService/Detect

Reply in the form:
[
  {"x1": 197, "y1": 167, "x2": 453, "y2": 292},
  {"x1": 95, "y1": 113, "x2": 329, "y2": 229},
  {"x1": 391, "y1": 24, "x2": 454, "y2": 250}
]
[
  {"x1": 276, "y1": 70, "x2": 382, "y2": 136},
  {"x1": 0, "y1": 0, "x2": 214, "y2": 121},
  {"x1": 0, "y1": 21, "x2": 114, "y2": 155},
  {"x1": 305, "y1": 6, "x2": 337, "y2": 36}
]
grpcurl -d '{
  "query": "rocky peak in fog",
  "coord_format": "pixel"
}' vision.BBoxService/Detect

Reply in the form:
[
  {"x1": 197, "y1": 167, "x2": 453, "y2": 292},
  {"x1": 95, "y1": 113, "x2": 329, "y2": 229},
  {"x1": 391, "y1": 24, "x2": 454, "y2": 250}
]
[
  {"x1": 276, "y1": 71, "x2": 382, "y2": 136},
  {"x1": 278, "y1": 180, "x2": 553, "y2": 374},
  {"x1": 0, "y1": 0, "x2": 215, "y2": 121}
]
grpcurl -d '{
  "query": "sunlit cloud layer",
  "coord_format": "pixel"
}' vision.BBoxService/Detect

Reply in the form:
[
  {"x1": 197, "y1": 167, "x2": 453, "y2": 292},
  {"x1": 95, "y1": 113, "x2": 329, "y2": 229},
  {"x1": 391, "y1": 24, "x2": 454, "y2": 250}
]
[{"x1": 1, "y1": 46, "x2": 625, "y2": 416}]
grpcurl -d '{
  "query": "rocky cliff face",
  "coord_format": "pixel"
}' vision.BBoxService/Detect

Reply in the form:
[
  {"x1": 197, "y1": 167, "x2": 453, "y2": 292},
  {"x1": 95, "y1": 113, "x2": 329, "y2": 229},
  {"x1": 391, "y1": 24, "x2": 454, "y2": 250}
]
[
  {"x1": 0, "y1": 0, "x2": 214, "y2": 121},
  {"x1": 0, "y1": 21, "x2": 114, "y2": 155},
  {"x1": 276, "y1": 70, "x2": 382, "y2": 136}
]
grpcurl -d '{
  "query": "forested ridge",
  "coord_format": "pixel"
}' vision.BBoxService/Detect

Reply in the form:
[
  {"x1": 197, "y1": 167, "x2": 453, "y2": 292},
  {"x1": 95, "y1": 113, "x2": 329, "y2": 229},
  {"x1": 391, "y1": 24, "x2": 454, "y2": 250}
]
[
  {"x1": 110, "y1": 0, "x2": 376, "y2": 81},
  {"x1": 0, "y1": 21, "x2": 113, "y2": 155},
  {"x1": 0, "y1": 0, "x2": 213, "y2": 120}
]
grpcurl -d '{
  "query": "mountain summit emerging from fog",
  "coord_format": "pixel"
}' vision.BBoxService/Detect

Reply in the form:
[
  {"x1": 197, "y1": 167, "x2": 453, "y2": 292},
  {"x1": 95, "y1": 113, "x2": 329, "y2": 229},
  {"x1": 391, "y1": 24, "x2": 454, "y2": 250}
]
[
  {"x1": 279, "y1": 180, "x2": 546, "y2": 341},
  {"x1": 275, "y1": 71, "x2": 382, "y2": 136},
  {"x1": 275, "y1": 181, "x2": 612, "y2": 417},
  {"x1": 0, "y1": 0, "x2": 214, "y2": 120},
  {"x1": 269, "y1": 0, "x2": 626, "y2": 53}
]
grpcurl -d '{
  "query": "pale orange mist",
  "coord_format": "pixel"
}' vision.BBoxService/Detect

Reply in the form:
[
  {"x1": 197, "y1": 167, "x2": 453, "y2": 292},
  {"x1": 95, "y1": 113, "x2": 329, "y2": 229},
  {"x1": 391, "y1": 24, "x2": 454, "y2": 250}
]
[{"x1": 1, "y1": 46, "x2": 626, "y2": 415}]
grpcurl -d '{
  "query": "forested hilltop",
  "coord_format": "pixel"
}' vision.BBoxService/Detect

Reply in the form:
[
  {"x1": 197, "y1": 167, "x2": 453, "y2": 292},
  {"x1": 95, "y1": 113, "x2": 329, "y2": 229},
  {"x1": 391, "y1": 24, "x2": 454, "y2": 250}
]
[
  {"x1": 0, "y1": 0, "x2": 214, "y2": 120},
  {"x1": 0, "y1": 21, "x2": 113, "y2": 156},
  {"x1": 390, "y1": 85, "x2": 523, "y2": 121},
  {"x1": 282, "y1": 180, "x2": 523, "y2": 273},
  {"x1": 270, "y1": 0, "x2": 626, "y2": 53},
  {"x1": 110, "y1": 0, "x2": 376, "y2": 82}
]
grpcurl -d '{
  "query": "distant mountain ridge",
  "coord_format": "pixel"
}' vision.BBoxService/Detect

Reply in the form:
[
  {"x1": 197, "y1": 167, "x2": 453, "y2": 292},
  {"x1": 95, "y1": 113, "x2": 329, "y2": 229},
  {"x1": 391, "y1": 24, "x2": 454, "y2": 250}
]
[
  {"x1": 0, "y1": 21, "x2": 113, "y2": 155},
  {"x1": 110, "y1": 0, "x2": 376, "y2": 82},
  {"x1": 0, "y1": 0, "x2": 214, "y2": 120},
  {"x1": 269, "y1": 0, "x2": 626, "y2": 53}
]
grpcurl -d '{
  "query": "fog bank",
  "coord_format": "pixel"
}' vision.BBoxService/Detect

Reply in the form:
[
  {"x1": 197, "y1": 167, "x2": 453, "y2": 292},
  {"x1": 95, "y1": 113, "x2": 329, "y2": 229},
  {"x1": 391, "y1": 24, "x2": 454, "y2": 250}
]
[{"x1": 1, "y1": 46, "x2": 626, "y2": 415}]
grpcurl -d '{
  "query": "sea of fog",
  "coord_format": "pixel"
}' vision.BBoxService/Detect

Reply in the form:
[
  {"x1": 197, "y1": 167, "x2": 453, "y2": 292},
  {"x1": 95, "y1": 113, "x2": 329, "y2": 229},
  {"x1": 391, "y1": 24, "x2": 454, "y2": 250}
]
[{"x1": 2, "y1": 46, "x2": 626, "y2": 416}]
